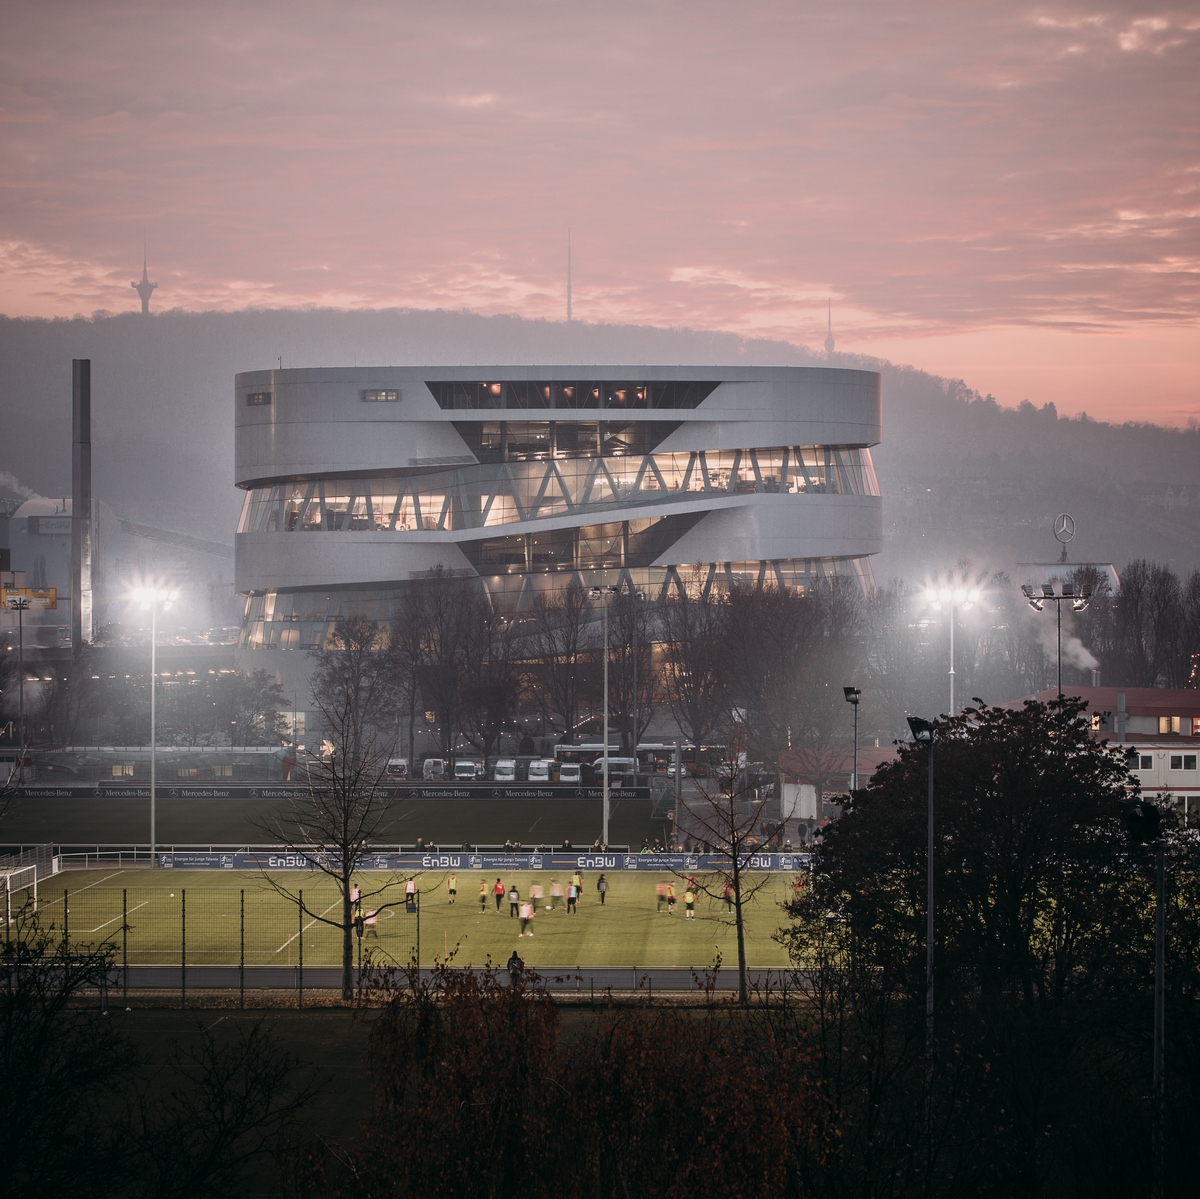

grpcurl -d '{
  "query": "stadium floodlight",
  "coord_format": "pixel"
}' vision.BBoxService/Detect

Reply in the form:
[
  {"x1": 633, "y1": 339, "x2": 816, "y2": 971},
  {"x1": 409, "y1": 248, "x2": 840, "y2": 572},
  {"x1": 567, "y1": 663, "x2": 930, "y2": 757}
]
[
  {"x1": 130, "y1": 583, "x2": 180, "y2": 868},
  {"x1": 1021, "y1": 580, "x2": 1093, "y2": 696},
  {"x1": 923, "y1": 579, "x2": 983, "y2": 714}
]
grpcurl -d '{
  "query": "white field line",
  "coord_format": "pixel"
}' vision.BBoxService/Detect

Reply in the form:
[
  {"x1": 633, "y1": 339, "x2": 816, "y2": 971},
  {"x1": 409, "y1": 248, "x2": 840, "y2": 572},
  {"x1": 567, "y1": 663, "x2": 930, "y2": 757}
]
[
  {"x1": 44, "y1": 870, "x2": 125, "y2": 907},
  {"x1": 90, "y1": 900, "x2": 149, "y2": 933},
  {"x1": 275, "y1": 897, "x2": 343, "y2": 955}
]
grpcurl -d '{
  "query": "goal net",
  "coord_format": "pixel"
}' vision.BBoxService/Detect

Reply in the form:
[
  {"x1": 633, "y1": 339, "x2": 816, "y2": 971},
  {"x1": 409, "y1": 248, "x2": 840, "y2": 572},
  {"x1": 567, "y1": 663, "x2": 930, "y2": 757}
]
[{"x1": 3, "y1": 865, "x2": 38, "y2": 924}]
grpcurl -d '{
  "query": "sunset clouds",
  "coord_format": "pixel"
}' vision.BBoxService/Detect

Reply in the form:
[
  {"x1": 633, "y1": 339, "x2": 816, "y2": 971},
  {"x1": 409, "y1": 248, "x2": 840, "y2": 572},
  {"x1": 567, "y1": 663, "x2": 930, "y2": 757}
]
[{"x1": 0, "y1": 1, "x2": 1197, "y2": 420}]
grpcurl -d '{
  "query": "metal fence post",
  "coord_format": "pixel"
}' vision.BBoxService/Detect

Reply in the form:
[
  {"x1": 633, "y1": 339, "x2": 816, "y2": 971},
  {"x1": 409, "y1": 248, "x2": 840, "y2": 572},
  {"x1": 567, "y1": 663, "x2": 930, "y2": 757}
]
[
  {"x1": 239, "y1": 889, "x2": 245, "y2": 1010},
  {"x1": 181, "y1": 889, "x2": 186, "y2": 1010},
  {"x1": 63, "y1": 889, "x2": 69, "y2": 951},
  {"x1": 122, "y1": 888, "x2": 128, "y2": 1008},
  {"x1": 297, "y1": 890, "x2": 303, "y2": 1009}
]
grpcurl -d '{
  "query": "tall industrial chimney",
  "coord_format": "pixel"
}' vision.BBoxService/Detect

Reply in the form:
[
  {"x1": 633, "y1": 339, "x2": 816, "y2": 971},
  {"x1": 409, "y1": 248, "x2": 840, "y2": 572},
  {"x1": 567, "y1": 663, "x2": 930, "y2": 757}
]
[{"x1": 71, "y1": 359, "x2": 92, "y2": 656}]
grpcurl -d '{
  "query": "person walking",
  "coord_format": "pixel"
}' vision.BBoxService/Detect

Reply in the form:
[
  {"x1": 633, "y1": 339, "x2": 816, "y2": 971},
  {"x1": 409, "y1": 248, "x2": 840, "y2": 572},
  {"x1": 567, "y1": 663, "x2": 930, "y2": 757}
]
[
  {"x1": 722, "y1": 881, "x2": 734, "y2": 914},
  {"x1": 519, "y1": 900, "x2": 534, "y2": 937},
  {"x1": 364, "y1": 909, "x2": 378, "y2": 939},
  {"x1": 507, "y1": 949, "x2": 524, "y2": 986},
  {"x1": 508, "y1": 883, "x2": 520, "y2": 917},
  {"x1": 493, "y1": 877, "x2": 505, "y2": 912},
  {"x1": 549, "y1": 879, "x2": 563, "y2": 911},
  {"x1": 684, "y1": 888, "x2": 696, "y2": 920},
  {"x1": 530, "y1": 881, "x2": 545, "y2": 909},
  {"x1": 566, "y1": 882, "x2": 578, "y2": 914},
  {"x1": 447, "y1": 874, "x2": 457, "y2": 903},
  {"x1": 666, "y1": 883, "x2": 676, "y2": 915},
  {"x1": 478, "y1": 879, "x2": 488, "y2": 912},
  {"x1": 656, "y1": 881, "x2": 667, "y2": 913},
  {"x1": 349, "y1": 882, "x2": 361, "y2": 907},
  {"x1": 597, "y1": 873, "x2": 608, "y2": 905}
]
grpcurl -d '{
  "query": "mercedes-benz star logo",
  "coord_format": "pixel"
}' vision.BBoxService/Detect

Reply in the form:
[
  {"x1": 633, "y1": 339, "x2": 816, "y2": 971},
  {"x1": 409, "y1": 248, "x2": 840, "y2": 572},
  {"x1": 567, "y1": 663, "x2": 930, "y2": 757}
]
[{"x1": 1054, "y1": 513, "x2": 1076, "y2": 544}]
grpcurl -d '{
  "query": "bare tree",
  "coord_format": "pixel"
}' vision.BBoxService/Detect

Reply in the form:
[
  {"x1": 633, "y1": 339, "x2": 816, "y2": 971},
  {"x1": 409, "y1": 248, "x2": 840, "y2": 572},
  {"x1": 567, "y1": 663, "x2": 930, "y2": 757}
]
[
  {"x1": 413, "y1": 569, "x2": 477, "y2": 763},
  {"x1": 460, "y1": 597, "x2": 521, "y2": 759},
  {"x1": 787, "y1": 578, "x2": 865, "y2": 805},
  {"x1": 527, "y1": 579, "x2": 594, "y2": 742},
  {"x1": 660, "y1": 568, "x2": 728, "y2": 753},
  {"x1": 257, "y1": 620, "x2": 405, "y2": 1001},
  {"x1": 674, "y1": 735, "x2": 776, "y2": 1008},
  {"x1": 608, "y1": 588, "x2": 658, "y2": 755}
]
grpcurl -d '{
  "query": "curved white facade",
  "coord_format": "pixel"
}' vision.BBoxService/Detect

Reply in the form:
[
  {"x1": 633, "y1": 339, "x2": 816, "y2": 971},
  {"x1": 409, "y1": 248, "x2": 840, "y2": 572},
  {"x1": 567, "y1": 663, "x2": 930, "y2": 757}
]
[{"x1": 234, "y1": 365, "x2": 882, "y2": 649}]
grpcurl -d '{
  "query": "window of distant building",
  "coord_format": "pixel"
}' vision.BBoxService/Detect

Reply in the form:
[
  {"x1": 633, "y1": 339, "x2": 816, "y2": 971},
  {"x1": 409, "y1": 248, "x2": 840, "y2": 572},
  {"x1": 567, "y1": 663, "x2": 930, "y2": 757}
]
[
  {"x1": 1139, "y1": 755, "x2": 1154, "y2": 771},
  {"x1": 112, "y1": 763, "x2": 134, "y2": 778},
  {"x1": 246, "y1": 392, "x2": 272, "y2": 406},
  {"x1": 1169, "y1": 754, "x2": 1197, "y2": 770},
  {"x1": 362, "y1": 389, "x2": 399, "y2": 402},
  {"x1": 1192, "y1": 717, "x2": 1200, "y2": 736},
  {"x1": 1159, "y1": 716, "x2": 1182, "y2": 734}
]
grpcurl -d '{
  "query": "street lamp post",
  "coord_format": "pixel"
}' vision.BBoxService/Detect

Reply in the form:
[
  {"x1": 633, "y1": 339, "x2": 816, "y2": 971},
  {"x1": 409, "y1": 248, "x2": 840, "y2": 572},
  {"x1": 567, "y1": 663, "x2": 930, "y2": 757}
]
[
  {"x1": 1022, "y1": 582, "x2": 1093, "y2": 697},
  {"x1": 843, "y1": 687, "x2": 861, "y2": 790},
  {"x1": 13, "y1": 596, "x2": 29, "y2": 784},
  {"x1": 925, "y1": 585, "x2": 980, "y2": 715},
  {"x1": 590, "y1": 584, "x2": 617, "y2": 845},
  {"x1": 907, "y1": 714, "x2": 936, "y2": 1168},
  {"x1": 133, "y1": 587, "x2": 177, "y2": 866}
]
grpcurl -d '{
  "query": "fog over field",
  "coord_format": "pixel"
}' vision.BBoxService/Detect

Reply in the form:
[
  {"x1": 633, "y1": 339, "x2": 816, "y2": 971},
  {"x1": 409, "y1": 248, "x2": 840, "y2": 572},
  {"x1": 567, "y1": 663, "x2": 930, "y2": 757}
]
[{"x1": 3, "y1": 308, "x2": 1197, "y2": 587}]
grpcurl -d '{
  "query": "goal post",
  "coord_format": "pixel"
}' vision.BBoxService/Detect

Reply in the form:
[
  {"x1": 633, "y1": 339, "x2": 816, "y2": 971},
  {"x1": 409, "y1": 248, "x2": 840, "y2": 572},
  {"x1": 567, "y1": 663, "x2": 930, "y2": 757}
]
[{"x1": 3, "y1": 865, "x2": 38, "y2": 925}]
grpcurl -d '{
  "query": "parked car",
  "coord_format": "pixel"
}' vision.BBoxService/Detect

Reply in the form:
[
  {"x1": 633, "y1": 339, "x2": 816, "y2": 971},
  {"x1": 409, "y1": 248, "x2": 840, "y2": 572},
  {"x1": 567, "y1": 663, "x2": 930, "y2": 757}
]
[
  {"x1": 423, "y1": 758, "x2": 447, "y2": 780},
  {"x1": 385, "y1": 757, "x2": 409, "y2": 779},
  {"x1": 493, "y1": 758, "x2": 517, "y2": 782},
  {"x1": 527, "y1": 759, "x2": 552, "y2": 782},
  {"x1": 558, "y1": 761, "x2": 582, "y2": 784}
]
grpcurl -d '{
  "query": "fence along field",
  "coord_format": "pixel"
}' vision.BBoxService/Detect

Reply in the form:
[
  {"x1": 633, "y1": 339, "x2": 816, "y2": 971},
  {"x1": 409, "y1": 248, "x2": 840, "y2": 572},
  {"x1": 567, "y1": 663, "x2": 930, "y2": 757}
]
[{"x1": 22, "y1": 870, "x2": 796, "y2": 971}]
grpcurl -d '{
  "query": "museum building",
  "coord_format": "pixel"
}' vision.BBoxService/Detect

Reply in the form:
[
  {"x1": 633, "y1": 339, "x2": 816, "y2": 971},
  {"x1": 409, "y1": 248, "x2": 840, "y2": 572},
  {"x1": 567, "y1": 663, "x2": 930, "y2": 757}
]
[{"x1": 234, "y1": 365, "x2": 883, "y2": 653}]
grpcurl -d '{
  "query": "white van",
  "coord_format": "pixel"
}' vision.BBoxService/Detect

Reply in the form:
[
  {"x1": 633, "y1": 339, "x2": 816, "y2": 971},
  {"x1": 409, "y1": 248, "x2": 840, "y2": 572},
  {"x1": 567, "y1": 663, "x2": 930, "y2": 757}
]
[
  {"x1": 558, "y1": 762, "x2": 582, "y2": 784},
  {"x1": 385, "y1": 757, "x2": 409, "y2": 779},
  {"x1": 423, "y1": 758, "x2": 447, "y2": 780},
  {"x1": 527, "y1": 759, "x2": 551, "y2": 782},
  {"x1": 454, "y1": 759, "x2": 480, "y2": 781},
  {"x1": 493, "y1": 758, "x2": 517, "y2": 782},
  {"x1": 592, "y1": 756, "x2": 637, "y2": 781}
]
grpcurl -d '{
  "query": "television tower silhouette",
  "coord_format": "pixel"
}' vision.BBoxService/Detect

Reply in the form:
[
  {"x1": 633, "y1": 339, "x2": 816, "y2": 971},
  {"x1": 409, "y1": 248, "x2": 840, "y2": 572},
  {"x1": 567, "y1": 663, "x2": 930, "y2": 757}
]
[
  {"x1": 131, "y1": 232, "x2": 157, "y2": 314},
  {"x1": 824, "y1": 299, "x2": 835, "y2": 358}
]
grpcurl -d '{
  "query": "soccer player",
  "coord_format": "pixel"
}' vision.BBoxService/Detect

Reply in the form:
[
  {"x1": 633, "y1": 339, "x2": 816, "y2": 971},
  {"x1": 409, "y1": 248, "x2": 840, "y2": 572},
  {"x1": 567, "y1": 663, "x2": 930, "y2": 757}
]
[
  {"x1": 597, "y1": 873, "x2": 608, "y2": 905},
  {"x1": 656, "y1": 881, "x2": 667, "y2": 912},
  {"x1": 549, "y1": 879, "x2": 563, "y2": 910},
  {"x1": 519, "y1": 900, "x2": 534, "y2": 937},
  {"x1": 493, "y1": 877, "x2": 505, "y2": 912},
  {"x1": 666, "y1": 883, "x2": 676, "y2": 915},
  {"x1": 478, "y1": 880, "x2": 488, "y2": 912},
  {"x1": 508, "y1": 883, "x2": 520, "y2": 917},
  {"x1": 447, "y1": 873, "x2": 457, "y2": 903},
  {"x1": 566, "y1": 882, "x2": 578, "y2": 914},
  {"x1": 684, "y1": 888, "x2": 696, "y2": 919}
]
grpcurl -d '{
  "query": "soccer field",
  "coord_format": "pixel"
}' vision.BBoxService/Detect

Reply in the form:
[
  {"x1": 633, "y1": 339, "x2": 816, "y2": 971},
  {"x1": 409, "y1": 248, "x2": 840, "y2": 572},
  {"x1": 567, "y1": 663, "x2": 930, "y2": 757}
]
[{"x1": 31, "y1": 868, "x2": 796, "y2": 971}]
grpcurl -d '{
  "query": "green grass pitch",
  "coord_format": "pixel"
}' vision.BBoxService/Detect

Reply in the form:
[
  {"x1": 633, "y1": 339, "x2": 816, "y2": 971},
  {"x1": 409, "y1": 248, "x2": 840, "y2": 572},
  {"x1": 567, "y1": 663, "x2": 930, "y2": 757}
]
[{"x1": 30, "y1": 869, "x2": 798, "y2": 971}]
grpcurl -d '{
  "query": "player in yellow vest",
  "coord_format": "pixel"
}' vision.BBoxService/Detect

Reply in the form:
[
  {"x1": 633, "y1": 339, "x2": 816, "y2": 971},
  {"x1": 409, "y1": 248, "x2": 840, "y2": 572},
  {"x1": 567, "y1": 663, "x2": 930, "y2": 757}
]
[
  {"x1": 447, "y1": 874, "x2": 457, "y2": 903},
  {"x1": 684, "y1": 889, "x2": 696, "y2": 919}
]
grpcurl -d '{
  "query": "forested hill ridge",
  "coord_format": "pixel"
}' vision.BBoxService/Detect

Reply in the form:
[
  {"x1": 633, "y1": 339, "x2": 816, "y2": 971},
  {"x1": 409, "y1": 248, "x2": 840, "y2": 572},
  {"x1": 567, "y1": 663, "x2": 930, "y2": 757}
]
[{"x1": 1, "y1": 307, "x2": 1197, "y2": 580}]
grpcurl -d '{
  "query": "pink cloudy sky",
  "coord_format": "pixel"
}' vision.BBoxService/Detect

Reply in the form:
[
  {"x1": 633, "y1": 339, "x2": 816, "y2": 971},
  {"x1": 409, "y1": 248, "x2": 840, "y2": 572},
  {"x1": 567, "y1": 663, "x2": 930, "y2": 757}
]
[{"x1": 1, "y1": 1, "x2": 1197, "y2": 423}]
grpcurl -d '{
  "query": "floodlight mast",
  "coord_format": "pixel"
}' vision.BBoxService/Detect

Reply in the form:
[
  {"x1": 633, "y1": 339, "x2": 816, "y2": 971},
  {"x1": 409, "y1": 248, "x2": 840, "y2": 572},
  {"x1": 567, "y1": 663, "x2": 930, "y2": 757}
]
[
  {"x1": 590, "y1": 584, "x2": 618, "y2": 846},
  {"x1": 924, "y1": 584, "x2": 980, "y2": 715},
  {"x1": 1022, "y1": 582, "x2": 1092, "y2": 697},
  {"x1": 132, "y1": 586, "x2": 178, "y2": 866}
]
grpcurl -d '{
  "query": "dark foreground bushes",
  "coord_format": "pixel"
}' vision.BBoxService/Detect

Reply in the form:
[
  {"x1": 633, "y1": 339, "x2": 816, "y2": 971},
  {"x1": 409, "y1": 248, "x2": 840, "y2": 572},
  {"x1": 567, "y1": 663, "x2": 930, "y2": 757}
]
[{"x1": 279, "y1": 965, "x2": 827, "y2": 1199}]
